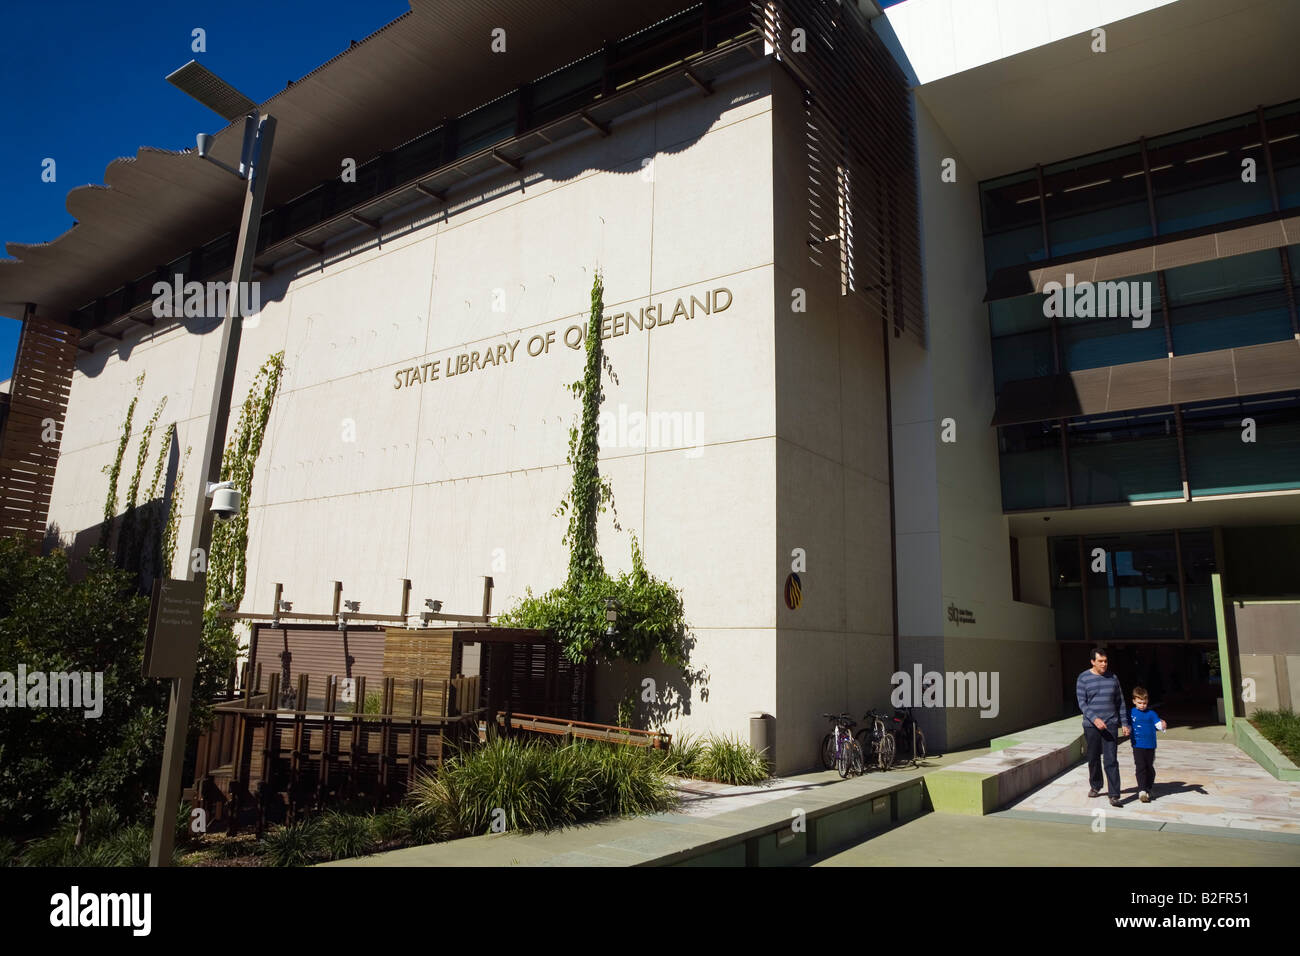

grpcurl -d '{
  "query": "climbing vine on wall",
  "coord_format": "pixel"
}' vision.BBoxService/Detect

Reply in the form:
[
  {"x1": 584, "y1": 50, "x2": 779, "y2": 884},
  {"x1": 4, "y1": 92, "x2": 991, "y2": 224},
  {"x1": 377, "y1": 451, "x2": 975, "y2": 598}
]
[
  {"x1": 98, "y1": 374, "x2": 143, "y2": 551},
  {"x1": 197, "y1": 351, "x2": 285, "y2": 723},
  {"x1": 97, "y1": 373, "x2": 186, "y2": 587},
  {"x1": 158, "y1": 440, "x2": 189, "y2": 580},
  {"x1": 118, "y1": 395, "x2": 166, "y2": 573},
  {"x1": 498, "y1": 272, "x2": 688, "y2": 670}
]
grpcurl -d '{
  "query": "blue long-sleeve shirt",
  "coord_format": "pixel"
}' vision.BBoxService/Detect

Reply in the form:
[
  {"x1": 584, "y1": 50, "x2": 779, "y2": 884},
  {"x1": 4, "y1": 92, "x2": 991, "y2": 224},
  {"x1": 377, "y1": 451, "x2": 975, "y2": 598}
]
[
  {"x1": 1077, "y1": 669, "x2": 1130, "y2": 730},
  {"x1": 1130, "y1": 708, "x2": 1163, "y2": 748}
]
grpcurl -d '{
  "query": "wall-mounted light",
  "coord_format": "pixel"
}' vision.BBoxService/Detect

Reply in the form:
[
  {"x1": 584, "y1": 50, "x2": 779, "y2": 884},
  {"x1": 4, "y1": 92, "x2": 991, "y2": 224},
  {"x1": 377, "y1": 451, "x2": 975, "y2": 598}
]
[{"x1": 605, "y1": 598, "x2": 619, "y2": 638}]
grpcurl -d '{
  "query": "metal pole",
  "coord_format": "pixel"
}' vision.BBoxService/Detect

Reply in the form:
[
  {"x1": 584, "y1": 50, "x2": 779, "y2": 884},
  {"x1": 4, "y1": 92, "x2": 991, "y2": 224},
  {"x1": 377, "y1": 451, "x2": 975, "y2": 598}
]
[{"x1": 150, "y1": 113, "x2": 276, "y2": 868}]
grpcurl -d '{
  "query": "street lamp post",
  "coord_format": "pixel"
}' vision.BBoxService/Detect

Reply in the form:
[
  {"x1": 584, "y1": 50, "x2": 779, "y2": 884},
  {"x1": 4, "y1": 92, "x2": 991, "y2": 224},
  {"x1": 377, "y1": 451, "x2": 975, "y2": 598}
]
[{"x1": 148, "y1": 61, "x2": 276, "y2": 868}]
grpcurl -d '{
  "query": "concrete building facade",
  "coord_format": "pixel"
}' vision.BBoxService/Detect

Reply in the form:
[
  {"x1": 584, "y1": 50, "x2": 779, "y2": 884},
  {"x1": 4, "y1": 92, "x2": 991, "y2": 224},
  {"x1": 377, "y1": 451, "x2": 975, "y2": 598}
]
[{"x1": 2, "y1": 0, "x2": 1297, "y2": 774}]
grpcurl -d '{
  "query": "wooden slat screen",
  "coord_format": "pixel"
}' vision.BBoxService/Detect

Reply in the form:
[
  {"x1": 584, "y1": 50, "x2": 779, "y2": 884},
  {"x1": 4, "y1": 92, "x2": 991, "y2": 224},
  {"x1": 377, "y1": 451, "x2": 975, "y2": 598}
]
[
  {"x1": 0, "y1": 314, "x2": 79, "y2": 549},
  {"x1": 756, "y1": 0, "x2": 926, "y2": 344},
  {"x1": 252, "y1": 624, "x2": 388, "y2": 708}
]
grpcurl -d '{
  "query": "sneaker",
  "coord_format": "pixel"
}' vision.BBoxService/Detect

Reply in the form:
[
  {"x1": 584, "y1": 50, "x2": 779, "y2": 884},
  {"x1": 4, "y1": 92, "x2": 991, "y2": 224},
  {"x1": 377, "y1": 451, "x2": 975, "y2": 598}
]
[
  {"x1": 1109, "y1": 797, "x2": 1123, "y2": 807},
  {"x1": 1088, "y1": 789, "x2": 1100, "y2": 798},
  {"x1": 1139, "y1": 791, "x2": 1150, "y2": 803}
]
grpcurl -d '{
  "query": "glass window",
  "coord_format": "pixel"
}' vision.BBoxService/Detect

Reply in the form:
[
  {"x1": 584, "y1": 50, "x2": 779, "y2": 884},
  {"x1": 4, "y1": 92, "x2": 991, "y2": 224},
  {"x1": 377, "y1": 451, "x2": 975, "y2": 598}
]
[
  {"x1": 980, "y1": 169, "x2": 1046, "y2": 281},
  {"x1": 989, "y1": 294, "x2": 1051, "y2": 338},
  {"x1": 1059, "y1": 272, "x2": 1164, "y2": 371},
  {"x1": 1179, "y1": 530, "x2": 1217, "y2": 639},
  {"x1": 1042, "y1": 143, "x2": 1150, "y2": 257},
  {"x1": 1262, "y1": 101, "x2": 1300, "y2": 211},
  {"x1": 390, "y1": 129, "x2": 446, "y2": 186},
  {"x1": 1085, "y1": 532, "x2": 1182, "y2": 640},
  {"x1": 1165, "y1": 249, "x2": 1290, "y2": 353},
  {"x1": 531, "y1": 55, "x2": 604, "y2": 127},
  {"x1": 992, "y1": 330, "x2": 1053, "y2": 392},
  {"x1": 608, "y1": 14, "x2": 702, "y2": 89},
  {"x1": 999, "y1": 421, "x2": 1066, "y2": 510},
  {"x1": 200, "y1": 233, "x2": 236, "y2": 281},
  {"x1": 1183, "y1": 392, "x2": 1300, "y2": 496},
  {"x1": 1067, "y1": 408, "x2": 1182, "y2": 505},
  {"x1": 1050, "y1": 537, "x2": 1084, "y2": 640},
  {"x1": 1148, "y1": 113, "x2": 1273, "y2": 233},
  {"x1": 455, "y1": 93, "x2": 518, "y2": 158}
]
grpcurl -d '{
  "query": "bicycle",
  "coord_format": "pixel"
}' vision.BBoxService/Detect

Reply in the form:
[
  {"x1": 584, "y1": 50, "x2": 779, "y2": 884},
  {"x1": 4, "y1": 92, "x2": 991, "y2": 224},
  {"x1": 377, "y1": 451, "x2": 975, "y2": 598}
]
[
  {"x1": 855, "y1": 710, "x2": 896, "y2": 770},
  {"x1": 891, "y1": 706, "x2": 928, "y2": 765},
  {"x1": 821, "y1": 713, "x2": 864, "y2": 778}
]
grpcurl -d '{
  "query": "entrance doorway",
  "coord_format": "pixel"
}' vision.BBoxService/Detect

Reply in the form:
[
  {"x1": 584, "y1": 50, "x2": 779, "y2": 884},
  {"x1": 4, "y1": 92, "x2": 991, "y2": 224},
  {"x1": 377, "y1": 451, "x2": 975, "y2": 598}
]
[{"x1": 1058, "y1": 642, "x2": 1219, "y2": 726}]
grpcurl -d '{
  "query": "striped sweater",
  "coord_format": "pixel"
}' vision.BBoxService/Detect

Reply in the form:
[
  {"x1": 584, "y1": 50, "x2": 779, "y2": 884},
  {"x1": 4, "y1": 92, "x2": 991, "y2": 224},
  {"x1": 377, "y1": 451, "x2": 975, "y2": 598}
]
[{"x1": 1076, "y1": 669, "x2": 1131, "y2": 729}]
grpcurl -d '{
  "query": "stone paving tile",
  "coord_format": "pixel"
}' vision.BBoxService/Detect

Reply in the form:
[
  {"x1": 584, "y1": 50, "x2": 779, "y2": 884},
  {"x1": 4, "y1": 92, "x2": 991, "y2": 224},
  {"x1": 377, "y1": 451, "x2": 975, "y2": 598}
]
[
  {"x1": 670, "y1": 776, "x2": 824, "y2": 818},
  {"x1": 1007, "y1": 740, "x2": 1300, "y2": 835}
]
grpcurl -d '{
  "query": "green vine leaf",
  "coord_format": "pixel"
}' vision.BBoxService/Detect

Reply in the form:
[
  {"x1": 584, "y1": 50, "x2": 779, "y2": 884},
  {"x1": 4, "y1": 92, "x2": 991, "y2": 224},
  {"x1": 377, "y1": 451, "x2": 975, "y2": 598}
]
[{"x1": 497, "y1": 271, "x2": 688, "y2": 674}]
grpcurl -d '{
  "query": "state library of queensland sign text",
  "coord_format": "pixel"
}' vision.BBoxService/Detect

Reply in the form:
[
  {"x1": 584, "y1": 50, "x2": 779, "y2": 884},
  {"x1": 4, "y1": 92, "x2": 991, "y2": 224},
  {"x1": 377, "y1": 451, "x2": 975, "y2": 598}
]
[{"x1": 392, "y1": 286, "x2": 733, "y2": 390}]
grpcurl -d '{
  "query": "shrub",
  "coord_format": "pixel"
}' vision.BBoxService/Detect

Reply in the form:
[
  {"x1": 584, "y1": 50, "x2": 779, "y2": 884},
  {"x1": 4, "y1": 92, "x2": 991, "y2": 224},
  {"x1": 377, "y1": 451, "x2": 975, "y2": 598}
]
[
  {"x1": 12, "y1": 806, "x2": 161, "y2": 867},
  {"x1": 656, "y1": 732, "x2": 706, "y2": 778},
  {"x1": 16, "y1": 825, "x2": 77, "y2": 867},
  {"x1": 583, "y1": 741, "x2": 675, "y2": 817},
  {"x1": 316, "y1": 811, "x2": 380, "y2": 860},
  {"x1": 409, "y1": 737, "x2": 676, "y2": 836},
  {"x1": 261, "y1": 820, "x2": 325, "y2": 868},
  {"x1": 1251, "y1": 708, "x2": 1300, "y2": 764},
  {"x1": 695, "y1": 734, "x2": 770, "y2": 786}
]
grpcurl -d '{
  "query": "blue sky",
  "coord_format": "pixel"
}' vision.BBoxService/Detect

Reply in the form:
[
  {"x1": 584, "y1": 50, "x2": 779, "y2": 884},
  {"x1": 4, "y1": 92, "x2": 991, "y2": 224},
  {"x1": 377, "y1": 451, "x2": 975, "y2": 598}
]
[
  {"x1": 0, "y1": 0, "x2": 409, "y2": 381},
  {"x1": 0, "y1": 0, "x2": 910, "y2": 382}
]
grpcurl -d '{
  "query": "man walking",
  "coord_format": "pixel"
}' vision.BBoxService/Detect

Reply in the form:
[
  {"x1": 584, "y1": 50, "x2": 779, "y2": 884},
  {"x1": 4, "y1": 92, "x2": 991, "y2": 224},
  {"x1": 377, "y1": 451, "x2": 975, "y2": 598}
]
[{"x1": 1077, "y1": 648, "x2": 1130, "y2": 807}]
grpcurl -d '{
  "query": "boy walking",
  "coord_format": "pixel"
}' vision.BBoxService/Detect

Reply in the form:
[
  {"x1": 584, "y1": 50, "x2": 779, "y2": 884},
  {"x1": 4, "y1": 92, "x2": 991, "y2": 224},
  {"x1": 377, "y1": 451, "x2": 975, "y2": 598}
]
[{"x1": 1129, "y1": 686, "x2": 1167, "y2": 802}]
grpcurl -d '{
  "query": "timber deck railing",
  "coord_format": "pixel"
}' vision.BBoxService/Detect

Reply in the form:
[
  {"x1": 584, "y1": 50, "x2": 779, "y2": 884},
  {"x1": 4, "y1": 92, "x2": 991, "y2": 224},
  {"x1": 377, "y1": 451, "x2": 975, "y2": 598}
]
[{"x1": 190, "y1": 672, "x2": 481, "y2": 834}]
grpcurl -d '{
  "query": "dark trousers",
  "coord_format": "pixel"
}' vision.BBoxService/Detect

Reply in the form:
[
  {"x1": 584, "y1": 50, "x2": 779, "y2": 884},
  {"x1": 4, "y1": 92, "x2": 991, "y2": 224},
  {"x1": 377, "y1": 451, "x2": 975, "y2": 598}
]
[
  {"x1": 1084, "y1": 722, "x2": 1121, "y2": 797},
  {"x1": 1133, "y1": 747, "x2": 1156, "y2": 793}
]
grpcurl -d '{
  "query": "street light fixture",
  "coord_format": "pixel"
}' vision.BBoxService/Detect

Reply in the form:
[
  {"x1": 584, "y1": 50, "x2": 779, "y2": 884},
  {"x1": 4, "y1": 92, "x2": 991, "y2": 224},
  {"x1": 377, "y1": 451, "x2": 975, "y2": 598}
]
[{"x1": 149, "y1": 61, "x2": 277, "y2": 869}]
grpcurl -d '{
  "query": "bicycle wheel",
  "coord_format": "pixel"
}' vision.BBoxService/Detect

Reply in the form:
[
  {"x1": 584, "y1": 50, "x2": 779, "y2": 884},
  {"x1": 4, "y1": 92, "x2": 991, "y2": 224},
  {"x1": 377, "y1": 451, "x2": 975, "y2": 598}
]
[
  {"x1": 853, "y1": 728, "x2": 872, "y2": 758},
  {"x1": 836, "y1": 734, "x2": 851, "y2": 779},
  {"x1": 878, "y1": 731, "x2": 896, "y2": 770},
  {"x1": 847, "y1": 740, "x2": 864, "y2": 776},
  {"x1": 895, "y1": 725, "x2": 913, "y2": 761},
  {"x1": 821, "y1": 733, "x2": 836, "y2": 770}
]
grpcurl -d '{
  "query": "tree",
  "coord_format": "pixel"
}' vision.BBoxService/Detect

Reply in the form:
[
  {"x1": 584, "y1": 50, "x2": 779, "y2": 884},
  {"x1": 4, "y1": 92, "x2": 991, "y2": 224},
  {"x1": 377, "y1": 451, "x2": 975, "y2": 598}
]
[{"x1": 0, "y1": 540, "x2": 167, "y2": 838}]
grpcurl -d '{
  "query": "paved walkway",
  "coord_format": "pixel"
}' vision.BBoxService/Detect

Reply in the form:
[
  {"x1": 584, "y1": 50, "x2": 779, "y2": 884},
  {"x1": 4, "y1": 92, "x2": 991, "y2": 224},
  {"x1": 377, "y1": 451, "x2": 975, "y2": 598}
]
[
  {"x1": 1002, "y1": 736, "x2": 1300, "y2": 838},
  {"x1": 326, "y1": 746, "x2": 984, "y2": 867},
  {"x1": 325, "y1": 721, "x2": 1300, "y2": 866},
  {"x1": 813, "y1": 813, "x2": 1300, "y2": 866}
]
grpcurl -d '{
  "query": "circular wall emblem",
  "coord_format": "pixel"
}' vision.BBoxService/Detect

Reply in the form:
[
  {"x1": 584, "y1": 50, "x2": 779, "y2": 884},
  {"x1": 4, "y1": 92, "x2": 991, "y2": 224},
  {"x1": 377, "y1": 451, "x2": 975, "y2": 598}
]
[{"x1": 784, "y1": 572, "x2": 802, "y2": 610}]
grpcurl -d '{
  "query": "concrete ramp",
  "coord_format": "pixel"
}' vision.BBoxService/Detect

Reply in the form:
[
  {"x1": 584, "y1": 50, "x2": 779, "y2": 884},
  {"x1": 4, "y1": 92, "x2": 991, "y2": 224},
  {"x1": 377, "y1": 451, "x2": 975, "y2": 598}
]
[{"x1": 925, "y1": 718, "x2": 1085, "y2": 815}]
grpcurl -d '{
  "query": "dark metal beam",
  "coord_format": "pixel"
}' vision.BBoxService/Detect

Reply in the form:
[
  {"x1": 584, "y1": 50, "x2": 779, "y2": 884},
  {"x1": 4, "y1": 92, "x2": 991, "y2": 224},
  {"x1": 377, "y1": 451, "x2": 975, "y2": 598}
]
[
  {"x1": 684, "y1": 67, "x2": 713, "y2": 94},
  {"x1": 580, "y1": 111, "x2": 611, "y2": 137},
  {"x1": 491, "y1": 149, "x2": 523, "y2": 172}
]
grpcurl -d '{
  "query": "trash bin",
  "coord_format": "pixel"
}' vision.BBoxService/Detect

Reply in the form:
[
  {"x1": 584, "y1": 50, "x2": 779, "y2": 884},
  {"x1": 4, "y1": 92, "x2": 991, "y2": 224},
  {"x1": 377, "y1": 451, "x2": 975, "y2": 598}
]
[{"x1": 749, "y1": 712, "x2": 775, "y2": 769}]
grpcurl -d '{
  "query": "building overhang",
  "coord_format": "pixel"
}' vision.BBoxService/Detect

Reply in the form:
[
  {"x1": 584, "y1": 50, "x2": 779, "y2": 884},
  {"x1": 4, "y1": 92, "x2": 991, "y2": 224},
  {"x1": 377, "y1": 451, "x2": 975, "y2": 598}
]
[
  {"x1": 991, "y1": 340, "x2": 1300, "y2": 428},
  {"x1": 0, "y1": 0, "x2": 708, "y2": 321},
  {"x1": 901, "y1": 0, "x2": 1300, "y2": 181},
  {"x1": 1007, "y1": 488, "x2": 1300, "y2": 539},
  {"x1": 985, "y1": 213, "x2": 1300, "y2": 303}
]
